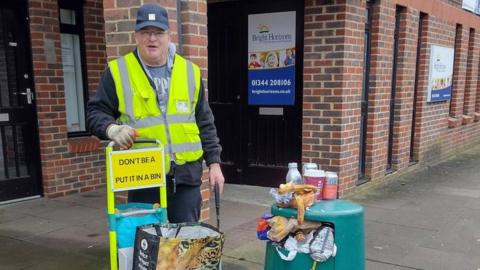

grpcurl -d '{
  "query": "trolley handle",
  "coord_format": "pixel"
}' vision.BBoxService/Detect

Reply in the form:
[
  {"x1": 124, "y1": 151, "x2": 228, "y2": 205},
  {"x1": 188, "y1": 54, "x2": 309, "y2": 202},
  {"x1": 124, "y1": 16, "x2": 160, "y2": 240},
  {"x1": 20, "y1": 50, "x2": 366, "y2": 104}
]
[
  {"x1": 134, "y1": 138, "x2": 161, "y2": 144},
  {"x1": 116, "y1": 208, "x2": 161, "y2": 218},
  {"x1": 107, "y1": 138, "x2": 161, "y2": 148}
]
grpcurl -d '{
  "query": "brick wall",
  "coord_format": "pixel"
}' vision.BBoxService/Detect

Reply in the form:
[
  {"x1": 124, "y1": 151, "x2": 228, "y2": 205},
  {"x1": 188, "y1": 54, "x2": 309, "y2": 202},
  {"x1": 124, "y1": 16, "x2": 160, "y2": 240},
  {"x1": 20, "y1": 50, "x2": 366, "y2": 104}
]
[
  {"x1": 180, "y1": 1, "x2": 208, "y2": 79},
  {"x1": 364, "y1": 0, "x2": 395, "y2": 179},
  {"x1": 477, "y1": 63, "x2": 480, "y2": 116},
  {"x1": 301, "y1": 0, "x2": 480, "y2": 197},
  {"x1": 462, "y1": 29, "x2": 479, "y2": 120},
  {"x1": 415, "y1": 14, "x2": 461, "y2": 161},
  {"x1": 29, "y1": 0, "x2": 106, "y2": 197},
  {"x1": 443, "y1": 0, "x2": 462, "y2": 8},
  {"x1": 355, "y1": 0, "x2": 480, "y2": 189},
  {"x1": 449, "y1": 24, "x2": 468, "y2": 123},
  {"x1": 303, "y1": 0, "x2": 364, "y2": 196},
  {"x1": 85, "y1": 0, "x2": 108, "y2": 101},
  {"x1": 390, "y1": 7, "x2": 419, "y2": 170},
  {"x1": 103, "y1": 0, "x2": 210, "y2": 221}
]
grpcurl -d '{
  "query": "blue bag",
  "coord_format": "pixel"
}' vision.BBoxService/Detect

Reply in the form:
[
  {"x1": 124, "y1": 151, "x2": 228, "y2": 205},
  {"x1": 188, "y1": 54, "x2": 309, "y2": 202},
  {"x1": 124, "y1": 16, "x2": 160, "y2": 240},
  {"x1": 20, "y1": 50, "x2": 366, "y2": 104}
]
[{"x1": 114, "y1": 203, "x2": 167, "y2": 248}]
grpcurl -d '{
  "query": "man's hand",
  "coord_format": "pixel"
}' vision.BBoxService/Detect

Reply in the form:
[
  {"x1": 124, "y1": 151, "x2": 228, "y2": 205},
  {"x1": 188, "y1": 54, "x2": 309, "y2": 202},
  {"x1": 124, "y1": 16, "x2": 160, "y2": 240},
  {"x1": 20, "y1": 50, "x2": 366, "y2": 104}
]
[
  {"x1": 209, "y1": 163, "x2": 225, "y2": 194},
  {"x1": 106, "y1": 124, "x2": 137, "y2": 150}
]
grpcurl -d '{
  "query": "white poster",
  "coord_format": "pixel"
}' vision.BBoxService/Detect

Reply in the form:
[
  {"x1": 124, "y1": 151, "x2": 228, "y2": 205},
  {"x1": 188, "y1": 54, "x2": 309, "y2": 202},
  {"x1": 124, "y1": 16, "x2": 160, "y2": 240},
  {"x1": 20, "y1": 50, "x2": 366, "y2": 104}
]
[
  {"x1": 427, "y1": 45, "x2": 454, "y2": 102},
  {"x1": 247, "y1": 11, "x2": 296, "y2": 105},
  {"x1": 462, "y1": 0, "x2": 478, "y2": 12}
]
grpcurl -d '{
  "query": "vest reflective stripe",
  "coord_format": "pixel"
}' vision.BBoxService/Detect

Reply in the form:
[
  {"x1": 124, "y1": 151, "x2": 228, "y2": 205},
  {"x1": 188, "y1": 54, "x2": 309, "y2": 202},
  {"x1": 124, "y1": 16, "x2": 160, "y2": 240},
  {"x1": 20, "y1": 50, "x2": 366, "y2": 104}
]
[
  {"x1": 186, "y1": 61, "x2": 196, "y2": 111},
  {"x1": 117, "y1": 57, "x2": 134, "y2": 121},
  {"x1": 126, "y1": 113, "x2": 196, "y2": 129},
  {"x1": 109, "y1": 52, "x2": 203, "y2": 169},
  {"x1": 161, "y1": 142, "x2": 202, "y2": 154},
  {"x1": 171, "y1": 141, "x2": 203, "y2": 153}
]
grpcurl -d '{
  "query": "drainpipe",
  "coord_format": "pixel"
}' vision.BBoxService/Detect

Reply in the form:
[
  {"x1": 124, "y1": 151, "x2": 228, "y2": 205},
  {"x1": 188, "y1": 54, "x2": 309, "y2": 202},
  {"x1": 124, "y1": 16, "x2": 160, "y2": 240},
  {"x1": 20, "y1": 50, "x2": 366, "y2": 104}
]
[{"x1": 176, "y1": 0, "x2": 183, "y2": 54}]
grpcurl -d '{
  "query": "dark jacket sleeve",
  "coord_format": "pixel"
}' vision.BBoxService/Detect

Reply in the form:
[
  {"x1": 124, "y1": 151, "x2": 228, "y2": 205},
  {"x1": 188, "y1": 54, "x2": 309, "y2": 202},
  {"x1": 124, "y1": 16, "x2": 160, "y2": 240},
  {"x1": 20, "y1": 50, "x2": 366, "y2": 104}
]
[
  {"x1": 195, "y1": 81, "x2": 222, "y2": 166},
  {"x1": 86, "y1": 67, "x2": 120, "y2": 140}
]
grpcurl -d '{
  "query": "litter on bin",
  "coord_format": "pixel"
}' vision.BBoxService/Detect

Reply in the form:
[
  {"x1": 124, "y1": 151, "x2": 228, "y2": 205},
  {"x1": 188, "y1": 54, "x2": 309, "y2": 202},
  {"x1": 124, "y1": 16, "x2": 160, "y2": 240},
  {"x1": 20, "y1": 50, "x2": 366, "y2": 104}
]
[
  {"x1": 275, "y1": 232, "x2": 313, "y2": 261},
  {"x1": 257, "y1": 163, "x2": 341, "y2": 266},
  {"x1": 276, "y1": 182, "x2": 317, "y2": 224},
  {"x1": 310, "y1": 226, "x2": 336, "y2": 263},
  {"x1": 256, "y1": 213, "x2": 272, "y2": 240}
]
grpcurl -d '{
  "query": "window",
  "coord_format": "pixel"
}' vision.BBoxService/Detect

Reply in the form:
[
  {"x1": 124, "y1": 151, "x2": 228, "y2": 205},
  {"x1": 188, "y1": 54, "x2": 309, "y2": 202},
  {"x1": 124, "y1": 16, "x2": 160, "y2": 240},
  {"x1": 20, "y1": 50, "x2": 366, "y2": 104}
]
[
  {"x1": 449, "y1": 24, "x2": 462, "y2": 117},
  {"x1": 463, "y1": 28, "x2": 475, "y2": 116},
  {"x1": 59, "y1": 0, "x2": 88, "y2": 134},
  {"x1": 358, "y1": 0, "x2": 374, "y2": 184},
  {"x1": 410, "y1": 13, "x2": 427, "y2": 163},
  {"x1": 387, "y1": 6, "x2": 404, "y2": 172}
]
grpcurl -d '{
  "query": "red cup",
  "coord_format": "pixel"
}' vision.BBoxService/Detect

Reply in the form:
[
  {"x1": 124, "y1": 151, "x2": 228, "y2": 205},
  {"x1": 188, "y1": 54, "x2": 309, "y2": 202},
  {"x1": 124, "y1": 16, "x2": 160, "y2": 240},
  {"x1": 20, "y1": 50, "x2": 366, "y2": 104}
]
[
  {"x1": 303, "y1": 169, "x2": 326, "y2": 201},
  {"x1": 323, "y1": 172, "x2": 338, "y2": 200}
]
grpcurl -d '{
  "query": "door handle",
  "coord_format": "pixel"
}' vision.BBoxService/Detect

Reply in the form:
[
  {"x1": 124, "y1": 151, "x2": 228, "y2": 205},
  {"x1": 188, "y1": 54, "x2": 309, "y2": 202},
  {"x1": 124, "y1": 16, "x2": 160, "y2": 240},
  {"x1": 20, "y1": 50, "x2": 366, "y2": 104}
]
[{"x1": 14, "y1": 88, "x2": 34, "y2": 104}]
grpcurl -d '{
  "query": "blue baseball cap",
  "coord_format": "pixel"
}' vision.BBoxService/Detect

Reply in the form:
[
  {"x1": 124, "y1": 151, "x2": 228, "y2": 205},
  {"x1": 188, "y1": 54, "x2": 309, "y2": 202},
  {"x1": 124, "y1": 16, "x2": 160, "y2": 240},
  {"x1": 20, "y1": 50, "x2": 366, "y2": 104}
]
[{"x1": 135, "y1": 4, "x2": 169, "y2": 31}]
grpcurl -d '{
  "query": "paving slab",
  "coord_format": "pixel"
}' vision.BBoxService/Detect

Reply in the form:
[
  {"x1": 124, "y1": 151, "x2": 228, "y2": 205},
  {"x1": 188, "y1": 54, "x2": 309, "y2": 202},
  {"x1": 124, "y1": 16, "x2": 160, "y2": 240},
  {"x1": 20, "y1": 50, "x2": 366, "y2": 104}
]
[
  {"x1": 363, "y1": 205, "x2": 392, "y2": 222},
  {"x1": 1, "y1": 197, "x2": 74, "y2": 215},
  {"x1": 352, "y1": 143, "x2": 480, "y2": 269},
  {"x1": 54, "y1": 190, "x2": 107, "y2": 209},
  {"x1": 0, "y1": 208, "x2": 28, "y2": 224},
  {"x1": 374, "y1": 195, "x2": 462, "y2": 232},
  {"x1": 366, "y1": 259, "x2": 421, "y2": 270},
  {"x1": 22, "y1": 224, "x2": 109, "y2": 256},
  {"x1": 0, "y1": 215, "x2": 70, "y2": 240},
  {"x1": 222, "y1": 257, "x2": 263, "y2": 270},
  {"x1": 401, "y1": 246, "x2": 480, "y2": 270},
  {"x1": 0, "y1": 235, "x2": 107, "y2": 270},
  {"x1": 420, "y1": 208, "x2": 480, "y2": 255},
  {"x1": 365, "y1": 220, "x2": 435, "y2": 265},
  {"x1": 208, "y1": 199, "x2": 269, "y2": 232}
]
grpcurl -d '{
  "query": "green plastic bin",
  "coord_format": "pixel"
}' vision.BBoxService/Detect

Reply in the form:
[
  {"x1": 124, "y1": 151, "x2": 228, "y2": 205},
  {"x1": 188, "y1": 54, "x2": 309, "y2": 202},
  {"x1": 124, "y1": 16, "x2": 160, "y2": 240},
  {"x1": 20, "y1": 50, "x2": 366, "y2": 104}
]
[{"x1": 264, "y1": 199, "x2": 365, "y2": 270}]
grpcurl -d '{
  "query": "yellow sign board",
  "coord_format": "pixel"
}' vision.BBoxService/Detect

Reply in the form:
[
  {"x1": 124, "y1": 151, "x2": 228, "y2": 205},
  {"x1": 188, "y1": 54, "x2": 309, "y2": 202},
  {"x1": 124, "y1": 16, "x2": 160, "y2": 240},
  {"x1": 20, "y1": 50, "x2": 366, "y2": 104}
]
[{"x1": 108, "y1": 147, "x2": 165, "y2": 192}]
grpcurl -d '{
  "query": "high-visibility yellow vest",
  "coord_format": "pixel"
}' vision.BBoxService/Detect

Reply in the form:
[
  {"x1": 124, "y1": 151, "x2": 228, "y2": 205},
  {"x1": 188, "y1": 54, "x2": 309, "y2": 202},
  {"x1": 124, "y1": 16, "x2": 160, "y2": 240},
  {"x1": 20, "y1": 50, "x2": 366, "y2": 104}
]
[{"x1": 108, "y1": 52, "x2": 203, "y2": 173}]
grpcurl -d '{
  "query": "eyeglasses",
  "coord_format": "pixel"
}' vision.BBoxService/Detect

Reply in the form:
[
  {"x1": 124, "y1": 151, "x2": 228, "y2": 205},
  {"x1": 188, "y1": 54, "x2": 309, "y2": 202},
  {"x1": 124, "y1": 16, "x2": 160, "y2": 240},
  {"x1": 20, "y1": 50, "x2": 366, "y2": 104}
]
[{"x1": 138, "y1": 30, "x2": 167, "y2": 39}]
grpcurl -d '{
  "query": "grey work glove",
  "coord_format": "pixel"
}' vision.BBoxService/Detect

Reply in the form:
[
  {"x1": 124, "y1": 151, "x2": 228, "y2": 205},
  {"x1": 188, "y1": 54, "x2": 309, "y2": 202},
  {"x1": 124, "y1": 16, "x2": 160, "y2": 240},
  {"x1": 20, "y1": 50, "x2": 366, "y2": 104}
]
[{"x1": 106, "y1": 124, "x2": 137, "y2": 149}]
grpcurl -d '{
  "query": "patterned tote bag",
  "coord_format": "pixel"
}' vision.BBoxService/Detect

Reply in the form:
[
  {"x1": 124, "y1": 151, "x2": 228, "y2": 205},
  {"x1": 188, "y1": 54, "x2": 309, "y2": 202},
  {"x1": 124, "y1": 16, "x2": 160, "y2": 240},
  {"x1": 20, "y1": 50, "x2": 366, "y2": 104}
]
[{"x1": 133, "y1": 222, "x2": 224, "y2": 270}]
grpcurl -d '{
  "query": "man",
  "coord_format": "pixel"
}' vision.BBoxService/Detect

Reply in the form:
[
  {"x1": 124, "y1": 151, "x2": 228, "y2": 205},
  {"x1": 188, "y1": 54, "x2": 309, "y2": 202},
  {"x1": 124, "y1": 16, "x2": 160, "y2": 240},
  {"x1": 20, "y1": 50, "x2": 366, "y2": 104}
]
[{"x1": 87, "y1": 3, "x2": 224, "y2": 223}]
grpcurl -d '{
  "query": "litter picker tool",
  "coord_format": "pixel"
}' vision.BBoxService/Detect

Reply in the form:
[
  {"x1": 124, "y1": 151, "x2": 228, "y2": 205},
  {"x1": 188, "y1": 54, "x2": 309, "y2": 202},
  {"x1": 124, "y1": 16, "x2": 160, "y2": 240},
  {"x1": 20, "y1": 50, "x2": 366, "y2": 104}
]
[
  {"x1": 215, "y1": 182, "x2": 221, "y2": 230},
  {"x1": 214, "y1": 182, "x2": 223, "y2": 270}
]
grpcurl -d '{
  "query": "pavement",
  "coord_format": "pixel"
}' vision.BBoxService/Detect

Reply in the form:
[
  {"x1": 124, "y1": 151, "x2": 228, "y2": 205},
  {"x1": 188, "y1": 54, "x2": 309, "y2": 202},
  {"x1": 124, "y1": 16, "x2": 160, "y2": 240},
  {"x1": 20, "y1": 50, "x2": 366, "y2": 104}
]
[{"x1": 0, "y1": 143, "x2": 480, "y2": 269}]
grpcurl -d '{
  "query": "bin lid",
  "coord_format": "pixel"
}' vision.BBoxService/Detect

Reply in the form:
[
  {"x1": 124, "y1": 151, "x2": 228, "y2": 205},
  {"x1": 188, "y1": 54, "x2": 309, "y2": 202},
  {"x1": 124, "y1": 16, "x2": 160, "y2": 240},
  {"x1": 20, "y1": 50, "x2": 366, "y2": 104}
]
[{"x1": 271, "y1": 199, "x2": 363, "y2": 223}]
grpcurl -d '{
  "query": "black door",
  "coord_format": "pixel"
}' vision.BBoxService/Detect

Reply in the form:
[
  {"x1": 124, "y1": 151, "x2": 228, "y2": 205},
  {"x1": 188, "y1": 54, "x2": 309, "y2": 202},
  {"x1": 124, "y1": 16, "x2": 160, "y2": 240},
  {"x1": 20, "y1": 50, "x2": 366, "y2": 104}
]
[
  {"x1": 0, "y1": 1, "x2": 42, "y2": 202},
  {"x1": 208, "y1": 0, "x2": 303, "y2": 187}
]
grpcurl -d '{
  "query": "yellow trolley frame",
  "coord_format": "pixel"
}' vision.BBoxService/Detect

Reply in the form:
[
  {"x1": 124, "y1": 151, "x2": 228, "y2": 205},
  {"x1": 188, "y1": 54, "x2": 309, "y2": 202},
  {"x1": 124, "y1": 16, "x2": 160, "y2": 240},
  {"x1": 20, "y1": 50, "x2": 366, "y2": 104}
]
[{"x1": 105, "y1": 139, "x2": 167, "y2": 270}]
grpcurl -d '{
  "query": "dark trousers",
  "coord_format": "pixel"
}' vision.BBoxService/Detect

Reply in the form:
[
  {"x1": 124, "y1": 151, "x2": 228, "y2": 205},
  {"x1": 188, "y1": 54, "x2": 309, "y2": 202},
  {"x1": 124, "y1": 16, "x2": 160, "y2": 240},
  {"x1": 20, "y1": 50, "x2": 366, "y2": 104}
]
[{"x1": 128, "y1": 178, "x2": 202, "y2": 223}]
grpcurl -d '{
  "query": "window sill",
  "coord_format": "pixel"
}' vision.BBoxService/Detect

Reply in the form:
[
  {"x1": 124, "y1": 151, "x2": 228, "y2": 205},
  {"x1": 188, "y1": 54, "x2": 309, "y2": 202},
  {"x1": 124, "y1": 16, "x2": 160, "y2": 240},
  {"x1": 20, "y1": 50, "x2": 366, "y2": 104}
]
[
  {"x1": 357, "y1": 175, "x2": 370, "y2": 186},
  {"x1": 462, "y1": 114, "x2": 473, "y2": 125},
  {"x1": 68, "y1": 136, "x2": 101, "y2": 153},
  {"x1": 474, "y1": 112, "x2": 480, "y2": 122},
  {"x1": 447, "y1": 117, "x2": 462, "y2": 128}
]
